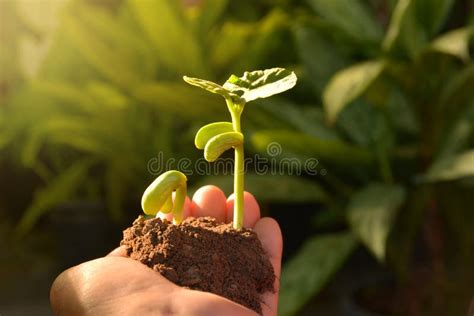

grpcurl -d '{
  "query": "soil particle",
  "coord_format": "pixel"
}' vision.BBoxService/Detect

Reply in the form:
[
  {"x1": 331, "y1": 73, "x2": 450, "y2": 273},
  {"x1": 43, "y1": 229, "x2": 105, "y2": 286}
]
[{"x1": 121, "y1": 216, "x2": 275, "y2": 314}]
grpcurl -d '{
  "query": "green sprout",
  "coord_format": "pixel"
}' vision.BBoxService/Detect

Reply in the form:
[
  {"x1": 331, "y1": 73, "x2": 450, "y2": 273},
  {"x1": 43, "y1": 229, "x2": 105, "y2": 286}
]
[
  {"x1": 142, "y1": 68, "x2": 297, "y2": 229},
  {"x1": 141, "y1": 170, "x2": 188, "y2": 225}
]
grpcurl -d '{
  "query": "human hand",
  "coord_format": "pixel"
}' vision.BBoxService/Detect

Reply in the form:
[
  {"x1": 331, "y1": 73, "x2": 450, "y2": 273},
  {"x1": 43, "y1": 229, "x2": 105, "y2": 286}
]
[{"x1": 50, "y1": 185, "x2": 283, "y2": 316}]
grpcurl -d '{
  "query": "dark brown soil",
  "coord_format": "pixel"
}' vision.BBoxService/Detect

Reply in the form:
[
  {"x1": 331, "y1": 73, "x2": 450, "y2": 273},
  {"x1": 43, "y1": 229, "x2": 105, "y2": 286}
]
[{"x1": 120, "y1": 216, "x2": 275, "y2": 314}]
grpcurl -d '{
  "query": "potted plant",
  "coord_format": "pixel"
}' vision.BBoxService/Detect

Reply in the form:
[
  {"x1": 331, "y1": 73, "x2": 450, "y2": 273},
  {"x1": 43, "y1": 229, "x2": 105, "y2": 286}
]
[{"x1": 120, "y1": 68, "x2": 297, "y2": 314}]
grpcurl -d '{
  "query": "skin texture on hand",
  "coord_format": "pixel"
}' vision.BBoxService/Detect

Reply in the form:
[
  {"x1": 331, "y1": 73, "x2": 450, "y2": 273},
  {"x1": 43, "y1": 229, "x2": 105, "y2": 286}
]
[{"x1": 50, "y1": 185, "x2": 283, "y2": 316}]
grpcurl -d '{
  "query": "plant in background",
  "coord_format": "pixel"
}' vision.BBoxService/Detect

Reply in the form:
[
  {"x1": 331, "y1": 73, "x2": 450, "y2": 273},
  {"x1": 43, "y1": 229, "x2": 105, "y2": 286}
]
[
  {"x1": 248, "y1": 0, "x2": 474, "y2": 314},
  {"x1": 141, "y1": 68, "x2": 297, "y2": 229}
]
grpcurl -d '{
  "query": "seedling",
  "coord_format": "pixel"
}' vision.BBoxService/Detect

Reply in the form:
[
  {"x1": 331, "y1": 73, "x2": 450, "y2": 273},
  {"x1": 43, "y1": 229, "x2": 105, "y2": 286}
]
[{"x1": 141, "y1": 68, "x2": 297, "y2": 229}]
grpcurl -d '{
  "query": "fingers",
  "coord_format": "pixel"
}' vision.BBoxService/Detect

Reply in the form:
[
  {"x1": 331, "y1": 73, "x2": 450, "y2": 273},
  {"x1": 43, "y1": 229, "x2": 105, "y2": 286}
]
[
  {"x1": 226, "y1": 192, "x2": 260, "y2": 228},
  {"x1": 191, "y1": 185, "x2": 227, "y2": 223},
  {"x1": 253, "y1": 218, "x2": 283, "y2": 316},
  {"x1": 157, "y1": 186, "x2": 261, "y2": 228}
]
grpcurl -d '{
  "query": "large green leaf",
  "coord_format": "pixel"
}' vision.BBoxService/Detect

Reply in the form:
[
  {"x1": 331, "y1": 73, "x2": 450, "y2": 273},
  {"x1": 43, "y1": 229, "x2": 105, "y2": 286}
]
[
  {"x1": 15, "y1": 159, "x2": 94, "y2": 237},
  {"x1": 192, "y1": 174, "x2": 328, "y2": 204},
  {"x1": 279, "y1": 233, "x2": 357, "y2": 316},
  {"x1": 223, "y1": 68, "x2": 297, "y2": 103},
  {"x1": 348, "y1": 184, "x2": 406, "y2": 261},
  {"x1": 430, "y1": 27, "x2": 473, "y2": 61},
  {"x1": 252, "y1": 130, "x2": 373, "y2": 165},
  {"x1": 422, "y1": 150, "x2": 474, "y2": 182},
  {"x1": 323, "y1": 60, "x2": 385, "y2": 123},
  {"x1": 305, "y1": 0, "x2": 382, "y2": 43}
]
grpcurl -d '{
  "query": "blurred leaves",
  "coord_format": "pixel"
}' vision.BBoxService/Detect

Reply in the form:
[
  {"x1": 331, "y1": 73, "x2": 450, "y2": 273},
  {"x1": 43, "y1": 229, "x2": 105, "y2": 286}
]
[
  {"x1": 279, "y1": 233, "x2": 357, "y2": 316},
  {"x1": 422, "y1": 150, "x2": 474, "y2": 182},
  {"x1": 305, "y1": 0, "x2": 382, "y2": 44},
  {"x1": 323, "y1": 60, "x2": 385, "y2": 123},
  {"x1": 383, "y1": 0, "x2": 455, "y2": 58},
  {"x1": 194, "y1": 173, "x2": 328, "y2": 203},
  {"x1": 15, "y1": 159, "x2": 94, "y2": 237},
  {"x1": 293, "y1": 21, "x2": 347, "y2": 94},
  {"x1": 348, "y1": 184, "x2": 406, "y2": 261},
  {"x1": 133, "y1": 83, "x2": 225, "y2": 119},
  {"x1": 430, "y1": 27, "x2": 473, "y2": 61},
  {"x1": 252, "y1": 130, "x2": 373, "y2": 164}
]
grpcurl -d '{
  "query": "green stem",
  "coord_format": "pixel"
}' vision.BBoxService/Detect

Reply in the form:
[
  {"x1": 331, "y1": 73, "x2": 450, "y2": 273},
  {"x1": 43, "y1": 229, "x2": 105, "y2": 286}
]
[
  {"x1": 234, "y1": 144, "x2": 244, "y2": 229},
  {"x1": 172, "y1": 183, "x2": 187, "y2": 225},
  {"x1": 227, "y1": 98, "x2": 245, "y2": 229}
]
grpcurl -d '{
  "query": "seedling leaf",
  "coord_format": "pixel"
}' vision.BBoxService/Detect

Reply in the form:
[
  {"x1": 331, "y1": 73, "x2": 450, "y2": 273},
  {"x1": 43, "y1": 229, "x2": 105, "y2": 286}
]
[
  {"x1": 223, "y1": 68, "x2": 297, "y2": 102},
  {"x1": 183, "y1": 76, "x2": 239, "y2": 100},
  {"x1": 195, "y1": 122, "x2": 234, "y2": 149},
  {"x1": 141, "y1": 170, "x2": 187, "y2": 215},
  {"x1": 204, "y1": 131, "x2": 244, "y2": 162}
]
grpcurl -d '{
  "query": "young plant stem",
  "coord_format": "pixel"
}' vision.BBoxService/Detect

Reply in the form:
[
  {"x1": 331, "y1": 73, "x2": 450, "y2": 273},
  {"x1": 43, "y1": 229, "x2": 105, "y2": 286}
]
[
  {"x1": 227, "y1": 98, "x2": 245, "y2": 229},
  {"x1": 172, "y1": 184, "x2": 187, "y2": 225},
  {"x1": 234, "y1": 145, "x2": 245, "y2": 229}
]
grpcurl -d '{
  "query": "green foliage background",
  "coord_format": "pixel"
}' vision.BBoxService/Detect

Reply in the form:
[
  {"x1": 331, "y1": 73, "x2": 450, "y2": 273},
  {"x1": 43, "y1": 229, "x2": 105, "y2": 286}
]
[{"x1": 0, "y1": 0, "x2": 473, "y2": 314}]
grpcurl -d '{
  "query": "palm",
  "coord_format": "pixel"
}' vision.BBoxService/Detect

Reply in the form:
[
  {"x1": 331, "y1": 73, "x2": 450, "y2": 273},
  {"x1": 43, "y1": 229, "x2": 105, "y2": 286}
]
[{"x1": 51, "y1": 186, "x2": 282, "y2": 316}]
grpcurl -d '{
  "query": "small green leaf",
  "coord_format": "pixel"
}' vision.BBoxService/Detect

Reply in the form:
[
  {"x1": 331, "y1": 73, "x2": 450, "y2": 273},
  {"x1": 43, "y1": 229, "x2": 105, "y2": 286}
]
[
  {"x1": 141, "y1": 171, "x2": 187, "y2": 216},
  {"x1": 182, "y1": 76, "x2": 236, "y2": 100},
  {"x1": 348, "y1": 184, "x2": 406, "y2": 261},
  {"x1": 195, "y1": 122, "x2": 234, "y2": 149},
  {"x1": 422, "y1": 150, "x2": 474, "y2": 182},
  {"x1": 279, "y1": 233, "x2": 357, "y2": 316},
  {"x1": 323, "y1": 60, "x2": 385, "y2": 123},
  {"x1": 430, "y1": 27, "x2": 473, "y2": 61},
  {"x1": 204, "y1": 132, "x2": 243, "y2": 162},
  {"x1": 223, "y1": 68, "x2": 297, "y2": 102}
]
